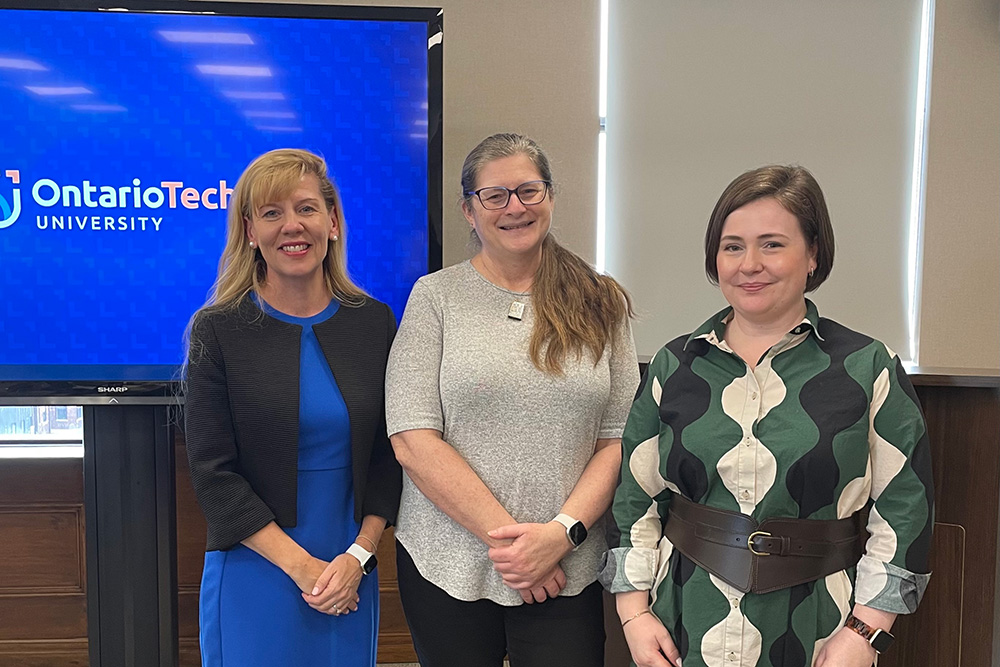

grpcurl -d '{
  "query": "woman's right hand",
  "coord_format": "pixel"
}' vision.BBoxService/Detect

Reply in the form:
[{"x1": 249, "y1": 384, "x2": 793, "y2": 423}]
[
  {"x1": 623, "y1": 612, "x2": 682, "y2": 667},
  {"x1": 517, "y1": 564, "x2": 567, "y2": 604},
  {"x1": 289, "y1": 556, "x2": 330, "y2": 595},
  {"x1": 289, "y1": 556, "x2": 361, "y2": 615}
]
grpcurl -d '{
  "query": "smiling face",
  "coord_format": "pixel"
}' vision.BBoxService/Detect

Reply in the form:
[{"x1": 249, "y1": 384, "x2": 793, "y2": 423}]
[
  {"x1": 462, "y1": 153, "x2": 553, "y2": 264},
  {"x1": 244, "y1": 173, "x2": 337, "y2": 293},
  {"x1": 716, "y1": 196, "x2": 817, "y2": 327}
]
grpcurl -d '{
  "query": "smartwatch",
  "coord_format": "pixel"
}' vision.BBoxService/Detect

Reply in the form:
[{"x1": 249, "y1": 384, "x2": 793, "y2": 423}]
[
  {"x1": 552, "y1": 513, "x2": 588, "y2": 550},
  {"x1": 845, "y1": 613, "x2": 895, "y2": 654},
  {"x1": 346, "y1": 543, "x2": 378, "y2": 575}
]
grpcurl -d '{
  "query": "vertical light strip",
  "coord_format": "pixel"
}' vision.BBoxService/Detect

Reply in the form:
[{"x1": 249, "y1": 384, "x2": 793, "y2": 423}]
[
  {"x1": 907, "y1": 0, "x2": 935, "y2": 364},
  {"x1": 598, "y1": 0, "x2": 608, "y2": 120},
  {"x1": 596, "y1": 0, "x2": 609, "y2": 273},
  {"x1": 597, "y1": 132, "x2": 607, "y2": 272}
]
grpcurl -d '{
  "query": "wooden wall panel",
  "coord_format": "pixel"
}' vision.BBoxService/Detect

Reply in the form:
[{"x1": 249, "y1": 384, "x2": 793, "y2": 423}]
[
  {"x1": 914, "y1": 383, "x2": 1000, "y2": 667},
  {"x1": 0, "y1": 508, "x2": 84, "y2": 592},
  {"x1": 0, "y1": 460, "x2": 82, "y2": 504},
  {"x1": 0, "y1": 459, "x2": 87, "y2": 667},
  {"x1": 881, "y1": 522, "x2": 964, "y2": 667},
  {"x1": 0, "y1": 597, "x2": 88, "y2": 640},
  {"x1": 374, "y1": 531, "x2": 418, "y2": 663},
  {"x1": 0, "y1": 640, "x2": 88, "y2": 667}
]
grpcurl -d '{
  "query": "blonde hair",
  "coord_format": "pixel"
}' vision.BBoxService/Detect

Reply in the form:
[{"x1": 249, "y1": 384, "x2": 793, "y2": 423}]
[
  {"x1": 206, "y1": 148, "x2": 365, "y2": 311},
  {"x1": 461, "y1": 133, "x2": 633, "y2": 374},
  {"x1": 184, "y1": 149, "x2": 365, "y2": 364}
]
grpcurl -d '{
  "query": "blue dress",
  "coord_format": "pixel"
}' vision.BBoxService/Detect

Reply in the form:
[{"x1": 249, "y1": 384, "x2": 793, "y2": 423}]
[{"x1": 199, "y1": 298, "x2": 379, "y2": 666}]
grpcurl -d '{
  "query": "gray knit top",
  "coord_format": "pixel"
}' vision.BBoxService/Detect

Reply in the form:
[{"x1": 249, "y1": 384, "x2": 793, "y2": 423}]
[{"x1": 385, "y1": 261, "x2": 639, "y2": 605}]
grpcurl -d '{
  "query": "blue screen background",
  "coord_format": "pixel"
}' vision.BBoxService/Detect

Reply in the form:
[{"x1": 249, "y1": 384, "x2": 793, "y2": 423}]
[{"x1": 0, "y1": 9, "x2": 429, "y2": 380}]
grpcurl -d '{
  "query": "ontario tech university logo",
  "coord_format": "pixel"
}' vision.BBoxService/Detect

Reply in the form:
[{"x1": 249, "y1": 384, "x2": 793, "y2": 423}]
[
  {"x1": 0, "y1": 168, "x2": 231, "y2": 233},
  {"x1": 0, "y1": 170, "x2": 21, "y2": 229}
]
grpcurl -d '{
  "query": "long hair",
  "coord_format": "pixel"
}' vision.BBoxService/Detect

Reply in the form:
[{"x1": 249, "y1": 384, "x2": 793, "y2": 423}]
[
  {"x1": 184, "y1": 149, "x2": 366, "y2": 364},
  {"x1": 461, "y1": 133, "x2": 633, "y2": 374},
  {"x1": 207, "y1": 148, "x2": 365, "y2": 311}
]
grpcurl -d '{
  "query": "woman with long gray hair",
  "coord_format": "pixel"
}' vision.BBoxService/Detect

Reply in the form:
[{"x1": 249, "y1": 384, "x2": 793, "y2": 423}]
[{"x1": 385, "y1": 133, "x2": 639, "y2": 666}]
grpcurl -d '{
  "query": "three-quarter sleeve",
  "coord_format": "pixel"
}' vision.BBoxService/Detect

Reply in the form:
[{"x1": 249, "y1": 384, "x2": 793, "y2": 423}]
[
  {"x1": 600, "y1": 346, "x2": 677, "y2": 593},
  {"x1": 185, "y1": 314, "x2": 275, "y2": 550},
  {"x1": 854, "y1": 347, "x2": 934, "y2": 613},
  {"x1": 599, "y1": 315, "x2": 640, "y2": 439},
  {"x1": 361, "y1": 301, "x2": 403, "y2": 523},
  {"x1": 385, "y1": 278, "x2": 445, "y2": 436}
]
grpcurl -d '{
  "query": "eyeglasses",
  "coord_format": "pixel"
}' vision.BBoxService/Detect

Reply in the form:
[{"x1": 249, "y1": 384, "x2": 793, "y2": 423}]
[{"x1": 465, "y1": 180, "x2": 550, "y2": 210}]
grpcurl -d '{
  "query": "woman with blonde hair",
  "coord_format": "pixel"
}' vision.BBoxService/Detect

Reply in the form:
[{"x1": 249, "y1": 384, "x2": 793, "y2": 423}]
[
  {"x1": 185, "y1": 148, "x2": 400, "y2": 666},
  {"x1": 386, "y1": 133, "x2": 639, "y2": 666}
]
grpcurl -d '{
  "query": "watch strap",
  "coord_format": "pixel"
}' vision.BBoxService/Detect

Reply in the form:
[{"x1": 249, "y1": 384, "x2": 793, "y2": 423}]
[
  {"x1": 552, "y1": 513, "x2": 577, "y2": 532},
  {"x1": 845, "y1": 613, "x2": 894, "y2": 653},
  {"x1": 552, "y1": 513, "x2": 587, "y2": 549},
  {"x1": 346, "y1": 543, "x2": 375, "y2": 574}
]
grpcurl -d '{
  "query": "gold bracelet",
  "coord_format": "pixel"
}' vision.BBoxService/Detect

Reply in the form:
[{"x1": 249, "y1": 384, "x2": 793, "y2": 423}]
[
  {"x1": 355, "y1": 535, "x2": 378, "y2": 552},
  {"x1": 621, "y1": 609, "x2": 652, "y2": 627}
]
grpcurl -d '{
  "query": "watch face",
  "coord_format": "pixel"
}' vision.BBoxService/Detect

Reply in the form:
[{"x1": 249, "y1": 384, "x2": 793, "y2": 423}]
[
  {"x1": 870, "y1": 629, "x2": 894, "y2": 653},
  {"x1": 568, "y1": 521, "x2": 587, "y2": 547},
  {"x1": 362, "y1": 554, "x2": 378, "y2": 575}
]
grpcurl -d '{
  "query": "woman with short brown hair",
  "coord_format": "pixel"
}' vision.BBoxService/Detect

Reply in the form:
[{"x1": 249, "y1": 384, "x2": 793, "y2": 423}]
[{"x1": 604, "y1": 165, "x2": 933, "y2": 667}]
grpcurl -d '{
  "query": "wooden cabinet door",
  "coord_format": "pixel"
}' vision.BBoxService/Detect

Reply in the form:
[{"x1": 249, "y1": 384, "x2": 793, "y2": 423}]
[{"x1": 0, "y1": 459, "x2": 88, "y2": 667}]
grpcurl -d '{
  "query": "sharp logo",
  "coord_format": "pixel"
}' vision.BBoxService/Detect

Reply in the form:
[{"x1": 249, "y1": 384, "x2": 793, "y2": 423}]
[
  {"x1": 0, "y1": 170, "x2": 21, "y2": 229},
  {"x1": 97, "y1": 386, "x2": 129, "y2": 393}
]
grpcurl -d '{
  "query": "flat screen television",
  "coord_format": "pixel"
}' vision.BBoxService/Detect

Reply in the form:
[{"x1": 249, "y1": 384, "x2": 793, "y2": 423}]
[{"x1": 0, "y1": 0, "x2": 443, "y2": 404}]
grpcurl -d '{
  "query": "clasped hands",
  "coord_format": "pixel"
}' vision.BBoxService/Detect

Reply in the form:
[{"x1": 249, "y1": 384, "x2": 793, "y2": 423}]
[
  {"x1": 290, "y1": 554, "x2": 363, "y2": 616},
  {"x1": 487, "y1": 521, "x2": 573, "y2": 604}
]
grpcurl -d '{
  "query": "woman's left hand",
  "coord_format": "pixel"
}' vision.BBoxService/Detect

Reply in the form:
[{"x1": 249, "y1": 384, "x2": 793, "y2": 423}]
[
  {"x1": 301, "y1": 553, "x2": 363, "y2": 615},
  {"x1": 487, "y1": 521, "x2": 572, "y2": 590},
  {"x1": 814, "y1": 627, "x2": 877, "y2": 667}
]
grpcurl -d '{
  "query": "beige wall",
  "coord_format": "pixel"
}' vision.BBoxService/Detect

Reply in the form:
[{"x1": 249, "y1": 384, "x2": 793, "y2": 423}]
[
  {"x1": 326, "y1": 0, "x2": 601, "y2": 267},
  {"x1": 917, "y1": 0, "x2": 1000, "y2": 369},
  {"x1": 604, "y1": 0, "x2": 924, "y2": 361},
  {"x1": 360, "y1": 0, "x2": 997, "y2": 369},
  {"x1": 235, "y1": 0, "x2": 997, "y2": 369}
]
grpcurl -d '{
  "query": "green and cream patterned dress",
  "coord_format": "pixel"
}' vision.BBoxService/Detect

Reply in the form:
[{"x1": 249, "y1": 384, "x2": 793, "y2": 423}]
[{"x1": 601, "y1": 301, "x2": 933, "y2": 667}]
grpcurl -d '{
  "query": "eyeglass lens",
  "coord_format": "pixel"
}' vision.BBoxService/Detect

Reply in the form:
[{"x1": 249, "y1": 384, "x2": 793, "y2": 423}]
[{"x1": 477, "y1": 181, "x2": 547, "y2": 209}]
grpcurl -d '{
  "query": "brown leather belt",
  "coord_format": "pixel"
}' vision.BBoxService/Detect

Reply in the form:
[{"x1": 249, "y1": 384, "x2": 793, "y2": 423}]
[{"x1": 664, "y1": 494, "x2": 866, "y2": 594}]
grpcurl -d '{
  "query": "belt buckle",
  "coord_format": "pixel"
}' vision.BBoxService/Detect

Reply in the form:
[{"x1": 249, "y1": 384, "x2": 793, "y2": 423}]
[{"x1": 747, "y1": 530, "x2": 772, "y2": 556}]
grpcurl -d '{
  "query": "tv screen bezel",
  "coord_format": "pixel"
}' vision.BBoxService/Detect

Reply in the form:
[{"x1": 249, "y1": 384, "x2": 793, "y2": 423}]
[{"x1": 0, "y1": 0, "x2": 443, "y2": 405}]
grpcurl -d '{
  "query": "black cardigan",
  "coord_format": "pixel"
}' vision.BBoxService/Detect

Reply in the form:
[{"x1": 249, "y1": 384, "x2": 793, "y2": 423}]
[{"x1": 184, "y1": 296, "x2": 401, "y2": 551}]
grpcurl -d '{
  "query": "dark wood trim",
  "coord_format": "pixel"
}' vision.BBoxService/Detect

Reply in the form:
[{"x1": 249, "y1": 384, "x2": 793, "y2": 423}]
[
  {"x1": 0, "y1": 639, "x2": 89, "y2": 667},
  {"x1": 907, "y1": 367, "x2": 1000, "y2": 388}
]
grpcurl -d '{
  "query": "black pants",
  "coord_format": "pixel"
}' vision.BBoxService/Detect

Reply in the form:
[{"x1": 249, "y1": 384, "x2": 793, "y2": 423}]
[{"x1": 396, "y1": 541, "x2": 606, "y2": 667}]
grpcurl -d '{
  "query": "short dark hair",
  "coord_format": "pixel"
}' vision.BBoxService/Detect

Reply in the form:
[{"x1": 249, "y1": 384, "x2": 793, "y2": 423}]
[{"x1": 704, "y1": 165, "x2": 835, "y2": 292}]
